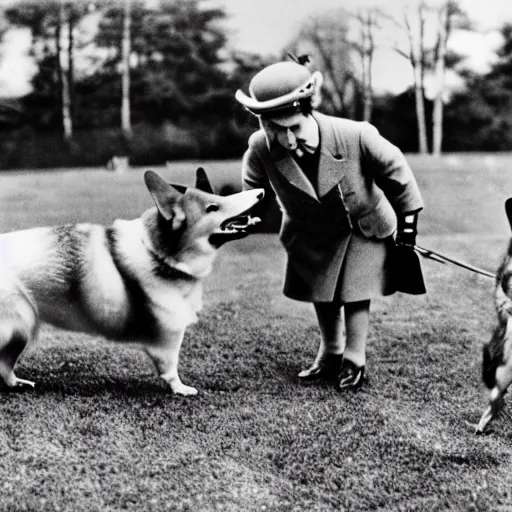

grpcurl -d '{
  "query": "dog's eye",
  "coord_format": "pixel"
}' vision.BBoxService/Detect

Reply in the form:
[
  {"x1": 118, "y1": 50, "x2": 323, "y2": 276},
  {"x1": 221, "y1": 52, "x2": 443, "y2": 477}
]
[{"x1": 206, "y1": 203, "x2": 219, "y2": 213}]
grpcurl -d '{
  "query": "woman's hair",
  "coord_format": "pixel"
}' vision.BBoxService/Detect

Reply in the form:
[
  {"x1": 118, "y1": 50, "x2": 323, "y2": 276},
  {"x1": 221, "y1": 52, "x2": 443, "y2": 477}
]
[{"x1": 299, "y1": 98, "x2": 314, "y2": 115}]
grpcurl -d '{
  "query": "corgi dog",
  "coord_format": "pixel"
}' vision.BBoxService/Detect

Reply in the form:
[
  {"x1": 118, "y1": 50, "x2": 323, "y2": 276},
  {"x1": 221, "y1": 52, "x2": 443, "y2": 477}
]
[
  {"x1": 0, "y1": 168, "x2": 264, "y2": 396},
  {"x1": 477, "y1": 198, "x2": 512, "y2": 432}
]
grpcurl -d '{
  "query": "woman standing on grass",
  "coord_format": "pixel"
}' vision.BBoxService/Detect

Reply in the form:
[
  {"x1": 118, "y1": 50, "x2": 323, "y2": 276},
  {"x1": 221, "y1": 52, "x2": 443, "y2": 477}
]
[{"x1": 235, "y1": 59, "x2": 425, "y2": 391}]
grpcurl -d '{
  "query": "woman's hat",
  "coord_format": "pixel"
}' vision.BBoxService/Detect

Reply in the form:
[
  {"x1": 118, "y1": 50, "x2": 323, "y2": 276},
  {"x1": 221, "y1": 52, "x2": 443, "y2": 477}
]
[{"x1": 235, "y1": 61, "x2": 322, "y2": 116}]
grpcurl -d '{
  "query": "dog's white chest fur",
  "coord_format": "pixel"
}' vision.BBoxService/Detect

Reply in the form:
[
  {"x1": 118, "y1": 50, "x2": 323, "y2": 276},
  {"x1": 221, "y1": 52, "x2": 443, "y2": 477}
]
[{"x1": 115, "y1": 219, "x2": 203, "y2": 330}]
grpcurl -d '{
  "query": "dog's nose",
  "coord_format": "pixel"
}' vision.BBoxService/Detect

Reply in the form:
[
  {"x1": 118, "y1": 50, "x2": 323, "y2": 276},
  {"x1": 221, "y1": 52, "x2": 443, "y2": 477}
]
[{"x1": 257, "y1": 190, "x2": 265, "y2": 200}]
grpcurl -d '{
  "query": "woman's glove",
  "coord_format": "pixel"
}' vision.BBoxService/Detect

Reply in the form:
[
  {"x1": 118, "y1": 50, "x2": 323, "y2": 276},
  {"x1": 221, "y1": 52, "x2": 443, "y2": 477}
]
[{"x1": 395, "y1": 213, "x2": 419, "y2": 247}]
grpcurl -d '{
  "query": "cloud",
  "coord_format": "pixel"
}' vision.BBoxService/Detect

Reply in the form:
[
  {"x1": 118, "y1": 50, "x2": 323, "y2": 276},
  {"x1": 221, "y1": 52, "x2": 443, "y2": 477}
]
[{"x1": 450, "y1": 29, "x2": 504, "y2": 74}]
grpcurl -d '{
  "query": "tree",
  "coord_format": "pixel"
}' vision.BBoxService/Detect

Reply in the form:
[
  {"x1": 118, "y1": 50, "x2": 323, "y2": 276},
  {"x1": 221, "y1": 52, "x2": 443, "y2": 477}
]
[
  {"x1": 351, "y1": 8, "x2": 381, "y2": 122},
  {"x1": 286, "y1": 9, "x2": 357, "y2": 118},
  {"x1": 431, "y1": 0, "x2": 469, "y2": 156},
  {"x1": 431, "y1": 2, "x2": 448, "y2": 156},
  {"x1": 383, "y1": 1, "x2": 430, "y2": 153},
  {"x1": 403, "y1": 1, "x2": 429, "y2": 154},
  {"x1": 383, "y1": 1, "x2": 472, "y2": 154},
  {"x1": 121, "y1": 0, "x2": 131, "y2": 138},
  {"x1": 58, "y1": 0, "x2": 73, "y2": 140},
  {"x1": 94, "y1": 0, "x2": 230, "y2": 125},
  {"x1": 372, "y1": 90, "x2": 433, "y2": 153},
  {"x1": 444, "y1": 23, "x2": 512, "y2": 151},
  {"x1": 5, "y1": 0, "x2": 91, "y2": 138}
]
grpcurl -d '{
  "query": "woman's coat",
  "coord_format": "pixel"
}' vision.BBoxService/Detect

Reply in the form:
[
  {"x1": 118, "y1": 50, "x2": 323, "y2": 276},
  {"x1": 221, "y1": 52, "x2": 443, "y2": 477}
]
[{"x1": 242, "y1": 112, "x2": 424, "y2": 302}]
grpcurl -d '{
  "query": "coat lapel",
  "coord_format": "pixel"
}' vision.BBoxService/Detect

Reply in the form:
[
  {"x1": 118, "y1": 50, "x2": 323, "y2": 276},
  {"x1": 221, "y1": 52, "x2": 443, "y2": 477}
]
[
  {"x1": 269, "y1": 112, "x2": 347, "y2": 200},
  {"x1": 314, "y1": 112, "x2": 347, "y2": 198},
  {"x1": 270, "y1": 142, "x2": 319, "y2": 200}
]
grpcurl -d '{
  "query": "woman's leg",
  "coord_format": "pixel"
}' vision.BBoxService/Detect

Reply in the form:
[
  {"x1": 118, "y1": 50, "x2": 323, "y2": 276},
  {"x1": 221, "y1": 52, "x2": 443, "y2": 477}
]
[
  {"x1": 342, "y1": 299, "x2": 371, "y2": 367},
  {"x1": 335, "y1": 299, "x2": 370, "y2": 391},
  {"x1": 298, "y1": 301, "x2": 344, "y2": 380},
  {"x1": 313, "y1": 301, "x2": 345, "y2": 357}
]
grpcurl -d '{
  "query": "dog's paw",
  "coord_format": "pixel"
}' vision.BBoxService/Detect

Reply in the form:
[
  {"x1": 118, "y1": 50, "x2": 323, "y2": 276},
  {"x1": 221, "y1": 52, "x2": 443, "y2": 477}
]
[
  {"x1": 172, "y1": 383, "x2": 198, "y2": 396},
  {"x1": 475, "y1": 406, "x2": 493, "y2": 434},
  {"x1": 163, "y1": 377, "x2": 198, "y2": 396},
  {"x1": 5, "y1": 376, "x2": 35, "y2": 391}
]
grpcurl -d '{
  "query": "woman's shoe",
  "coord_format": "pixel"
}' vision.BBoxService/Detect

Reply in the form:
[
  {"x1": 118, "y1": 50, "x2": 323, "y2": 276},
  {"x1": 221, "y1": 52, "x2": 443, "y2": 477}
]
[
  {"x1": 337, "y1": 359, "x2": 365, "y2": 391},
  {"x1": 298, "y1": 353, "x2": 343, "y2": 381}
]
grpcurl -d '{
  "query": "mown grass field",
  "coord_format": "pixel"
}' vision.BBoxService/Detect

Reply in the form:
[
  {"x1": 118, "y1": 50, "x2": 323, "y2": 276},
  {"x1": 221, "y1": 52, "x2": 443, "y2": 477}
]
[{"x1": 1, "y1": 154, "x2": 512, "y2": 511}]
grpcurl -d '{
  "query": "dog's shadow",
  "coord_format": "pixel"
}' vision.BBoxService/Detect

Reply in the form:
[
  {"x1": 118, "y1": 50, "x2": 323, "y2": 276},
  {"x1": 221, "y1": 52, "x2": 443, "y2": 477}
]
[
  {"x1": 10, "y1": 357, "x2": 254, "y2": 398},
  {"x1": 8, "y1": 344, "x2": 174, "y2": 398},
  {"x1": 3, "y1": 371, "x2": 171, "y2": 399}
]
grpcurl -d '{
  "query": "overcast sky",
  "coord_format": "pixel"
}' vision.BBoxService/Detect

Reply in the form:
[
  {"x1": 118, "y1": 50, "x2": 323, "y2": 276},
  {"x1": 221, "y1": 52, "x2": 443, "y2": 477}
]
[
  {"x1": 219, "y1": 0, "x2": 512, "y2": 53},
  {"x1": 218, "y1": 0, "x2": 512, "y2": 94}
]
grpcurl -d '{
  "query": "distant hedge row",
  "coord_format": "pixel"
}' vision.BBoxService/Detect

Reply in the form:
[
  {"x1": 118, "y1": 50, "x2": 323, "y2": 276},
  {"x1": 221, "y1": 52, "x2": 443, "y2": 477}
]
[{"x1": 0, "y1": 120, "x2": 257, "y2": 170}]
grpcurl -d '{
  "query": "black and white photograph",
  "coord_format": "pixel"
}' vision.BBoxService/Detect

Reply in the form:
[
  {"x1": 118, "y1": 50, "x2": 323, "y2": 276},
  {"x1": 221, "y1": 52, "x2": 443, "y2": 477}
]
[{"x1": 1, "y1": 0, "x2": 512, "y2": 510}]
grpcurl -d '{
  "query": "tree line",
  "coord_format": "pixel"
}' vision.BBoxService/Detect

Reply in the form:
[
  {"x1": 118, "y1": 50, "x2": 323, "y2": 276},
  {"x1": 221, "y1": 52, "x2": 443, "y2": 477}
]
[{"x1": 0, "y1": 0, "x2": 511, "y2": 169}]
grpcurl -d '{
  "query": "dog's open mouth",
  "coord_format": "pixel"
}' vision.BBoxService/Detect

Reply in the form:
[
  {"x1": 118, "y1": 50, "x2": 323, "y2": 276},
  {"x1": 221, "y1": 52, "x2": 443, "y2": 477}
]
[
  {"x1": 220, "y1": 215, "x2": 261, "y2": 232},
  {"x1": 210, "y1": 215, "x2": 261, "y2": 246}
]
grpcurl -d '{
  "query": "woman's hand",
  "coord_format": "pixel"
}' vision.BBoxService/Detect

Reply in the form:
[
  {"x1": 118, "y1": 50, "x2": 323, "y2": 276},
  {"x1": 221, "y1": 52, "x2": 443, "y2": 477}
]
[{"x1": 396, "y1": 213, "x2": 418, "y2": 247}]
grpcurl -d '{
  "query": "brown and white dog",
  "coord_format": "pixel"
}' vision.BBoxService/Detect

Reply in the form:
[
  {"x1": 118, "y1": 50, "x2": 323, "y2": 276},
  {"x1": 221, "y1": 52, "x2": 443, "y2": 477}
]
[
  {"x1": 477, "y1": 198, "x2": 512, "y2": 432},
  {"x1": 0, "y1": 169, "x2": 263, "y2": 396}
]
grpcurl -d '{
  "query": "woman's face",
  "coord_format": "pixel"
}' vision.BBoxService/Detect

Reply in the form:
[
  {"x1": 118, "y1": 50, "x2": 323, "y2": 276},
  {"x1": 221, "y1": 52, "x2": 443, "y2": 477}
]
[{"x1": 260, "y1": 112, "x2": 310, "y2": 151}]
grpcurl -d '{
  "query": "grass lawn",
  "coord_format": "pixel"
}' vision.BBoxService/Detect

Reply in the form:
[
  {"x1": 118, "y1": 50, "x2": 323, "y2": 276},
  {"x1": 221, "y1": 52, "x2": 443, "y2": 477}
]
[{"x1": 1, "y1": 155, "x2": 512, "y2": 511}]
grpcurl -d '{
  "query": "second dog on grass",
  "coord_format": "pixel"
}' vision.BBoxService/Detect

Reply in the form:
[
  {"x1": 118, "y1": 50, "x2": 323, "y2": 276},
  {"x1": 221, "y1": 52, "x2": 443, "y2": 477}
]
[
  {"x1": 477, "y1": 198, "x2": 512, "y2": 433},
  {"x1": 0, "y1": 168, "x2": 264, "y2": 396}
]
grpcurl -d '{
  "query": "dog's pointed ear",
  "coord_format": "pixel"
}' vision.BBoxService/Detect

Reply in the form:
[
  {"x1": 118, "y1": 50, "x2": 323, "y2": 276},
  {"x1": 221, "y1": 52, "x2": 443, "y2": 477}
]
[
  {"x1": 144, "y1": 170, "x2": 186, "y2": 230},
  {"x1": 506, "y1": 198, "x2": 512, "y2": 231},
  {"x1": 195, "y1": 167, "x2": 214, "y2": 194}
]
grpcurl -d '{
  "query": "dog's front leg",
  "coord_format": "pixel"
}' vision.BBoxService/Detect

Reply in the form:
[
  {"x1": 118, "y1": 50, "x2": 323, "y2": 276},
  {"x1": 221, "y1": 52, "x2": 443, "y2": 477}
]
[
  {"x1": 145, "y1": 329, "x2": 197, "y2": 396},
  {"x1": 477, "y1": 362, "x2": 512, "y2": 433},
  {"x1": 476, "y1": 387, "x2": 503, "y2": 434}
]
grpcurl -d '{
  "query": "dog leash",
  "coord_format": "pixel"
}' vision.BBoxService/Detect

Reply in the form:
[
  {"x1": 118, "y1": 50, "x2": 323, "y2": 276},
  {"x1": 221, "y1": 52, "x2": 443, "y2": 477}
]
[{"x1": 413, "y1": 244, "x2": 496, "y2": 279}]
